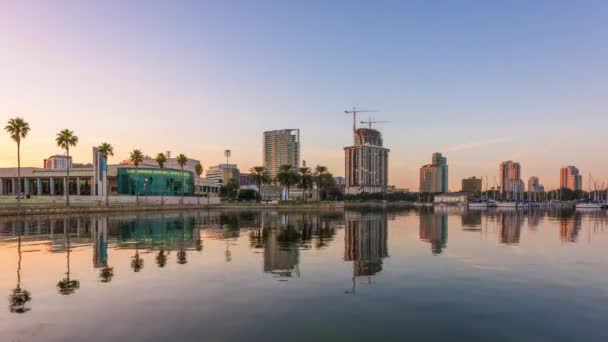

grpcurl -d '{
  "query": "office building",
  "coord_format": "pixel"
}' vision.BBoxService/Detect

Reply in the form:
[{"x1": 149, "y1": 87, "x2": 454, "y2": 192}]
[
  {"x1": 419, "y1": 152, "x2": 448, "y2": 193},
  {"x1": 0, "y1": 147, "x2": 196, "y2": 197},
  {"x1": 462, "y1": 176, "x2": 482, "y2": 193},
  {"x1": 263, "y1": 129, "x2": 300, "y2": 177},
  {"x1": 344, "y1": 128, "x2": 390, "y2": 194},
  {"x1": 560, "y1": 166, "x2": 582, "y2": 191},
  {"x1": 206, "y1": 164, "x2": 240, "y2": 185},
  {"x1": 499, "y1": 160, "x2": 524, "y2": 194}
]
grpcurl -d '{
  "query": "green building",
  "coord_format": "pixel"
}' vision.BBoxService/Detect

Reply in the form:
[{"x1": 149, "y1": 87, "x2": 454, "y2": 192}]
[{"x1": 117, "y1": 168, "x2": 194, "y2": 196}]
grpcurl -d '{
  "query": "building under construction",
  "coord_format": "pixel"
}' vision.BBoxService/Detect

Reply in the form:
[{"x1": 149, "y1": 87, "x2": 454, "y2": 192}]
[{"x1": 343, "y1": 110, "x2": 390, "y2": 194}]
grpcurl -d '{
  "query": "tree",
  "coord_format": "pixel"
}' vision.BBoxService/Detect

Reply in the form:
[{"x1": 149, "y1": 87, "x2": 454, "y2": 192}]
[
  {"x1": 97, "y1": 142, "x2": 114, "y2": 207},
  {"x1": 276, "y1": 165, "x2": 300, "y2": 200},
  {"x1": 5, "y1": 118, "x2": 30, "y2": 208},
  {"x1": 56, "y1": 129, "x2": 78, "y2": 207},
  {"x1": 195, "y1": 163, "x2": 203, "y2": 178},
  {"x1": 9, "y1": 235, "x2": 32, "y2": 313},
  {"x1": 155, "y1": 153, "x2": 167, "y2": 205},
  {"x1": 176, "y1": 154, "x2": 188, "y2": 203},
  {"x1": 129, "y1": 149, "x2": 144, "y2": 204},
  {"x1": 249, "y1": 166, "x2": 270, "y2": 202},
  {"x1": 298, "y1": 167, "x2": 313, "y2": 201},
  {"x1": 220, "y1": 178, "x2": 239, "y2": 200},
  {"x1": 314, "y1": 165, "x2": 334, "y2": 200},
  {"x1": 238, "y1": 189, "x2": 258, "y2": 201}
]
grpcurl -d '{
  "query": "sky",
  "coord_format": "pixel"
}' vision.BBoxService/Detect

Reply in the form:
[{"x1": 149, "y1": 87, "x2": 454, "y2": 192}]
[{"x1": 0, "y1": 0, "x2": 607, "y2": 190}]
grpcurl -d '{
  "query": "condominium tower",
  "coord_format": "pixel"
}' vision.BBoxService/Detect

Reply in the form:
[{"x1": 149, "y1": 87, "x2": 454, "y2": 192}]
[
  {"x1": 499, "y1": 160, "x2": 524, "y2": 194},
  {"x1": 560, "y1": 166, "x2": 582, "y2": 191},
  {"x1": 263, "y1": 129, "x2": 300, "y2": 177},
  {"x1": 419, "y1": 152, "x2": 448, "y2": 193},
  {"x1": 344, "y1": 128, "x2": 390, "y2": 194}
]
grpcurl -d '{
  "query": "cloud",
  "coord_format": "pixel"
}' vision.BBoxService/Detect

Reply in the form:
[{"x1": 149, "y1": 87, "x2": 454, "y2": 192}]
[{"x1": 446, "y1": 137, "x2": 511, "y2": 152}]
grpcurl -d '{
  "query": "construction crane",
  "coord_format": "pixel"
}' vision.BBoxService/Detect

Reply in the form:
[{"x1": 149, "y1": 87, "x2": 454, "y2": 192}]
[
  {"x1": 344, "y1": 107, "x2": 377, "y2": 133},
  {"x1": 360, "y1": 118, "x2": 391, "y2": 129}
]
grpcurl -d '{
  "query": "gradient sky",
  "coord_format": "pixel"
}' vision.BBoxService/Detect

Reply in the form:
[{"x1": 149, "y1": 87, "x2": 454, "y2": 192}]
[{"x1": 1, "y1": 0, "x2": 607, "y2": 190}]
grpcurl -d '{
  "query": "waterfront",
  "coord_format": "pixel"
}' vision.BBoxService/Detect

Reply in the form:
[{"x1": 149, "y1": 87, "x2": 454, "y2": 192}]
[{"x1": 1, "y1": 208, "x2": 608, "y2": 341}]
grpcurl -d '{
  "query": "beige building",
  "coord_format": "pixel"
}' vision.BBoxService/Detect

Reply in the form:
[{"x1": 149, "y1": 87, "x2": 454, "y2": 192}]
[
  {"x1": 419, "y1": 153, "x2": 448, "y2": 193},
  {"x1": 263, "y1": 129, "x2": 300, "y2": 177},
  {"x1": 560, "y1": 166, "x2": 582, "y2": 191}
]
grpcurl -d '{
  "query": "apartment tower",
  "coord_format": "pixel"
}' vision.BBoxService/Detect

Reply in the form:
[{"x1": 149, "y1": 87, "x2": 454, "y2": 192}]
[{"x1": 263, "y1": 129, "x2": 301, "y2": 177}]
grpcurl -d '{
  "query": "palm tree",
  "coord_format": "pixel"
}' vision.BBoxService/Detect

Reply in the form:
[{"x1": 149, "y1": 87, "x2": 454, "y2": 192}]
[
  {"x1": 276, "y1": 165, "x2": 300, "y2": 201},
  {"x1": 314, "y1": 165, "x2": 331, "y2": 200},
  {"x1": 129, "y1": 149, "x2": 144, "y2": 204},
  {"x1": 97, "y1": 142, "x2": 114, "y2": 207},
  {"x1": 249, "y1": 166, "x2": 270, "y2": 202},
  {"x1": 176, "y1": 154, "x2": 188, "y2": 204},
  {"x1": 195, "y1": 163, "x2": 203, "y2": 178},
  {"x1": 9, "y1": 234, "x2": 32, "y2": 313},
  {"x1": 57, "y1": 229, "x2": 80, "y2": 295},
  {"x1": 298, "y1": 167, "x2": 313, "y2": 201},
  {"x1": 55, "y1": 129, "x2": 78, "y2": 207},
  {"x1": 5, "y1": 118, "x2": 31, "y2": 208},
  {"x1": 155, "y1": 153, "x2": 167, "y2": 204}
]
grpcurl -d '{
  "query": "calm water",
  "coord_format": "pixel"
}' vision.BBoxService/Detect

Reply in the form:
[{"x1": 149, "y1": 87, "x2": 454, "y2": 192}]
[{"x1": 1, "y1": 207, "x2": 608, "y2": 342}]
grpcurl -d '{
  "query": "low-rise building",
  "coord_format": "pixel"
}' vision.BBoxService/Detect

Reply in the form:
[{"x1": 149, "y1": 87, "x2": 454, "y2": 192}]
[{"x1": 462, "y1": 177, "x2": 482, "y2": 193}]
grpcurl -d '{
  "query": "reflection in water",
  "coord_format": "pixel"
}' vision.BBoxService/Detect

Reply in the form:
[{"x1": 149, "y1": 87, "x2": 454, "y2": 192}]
[
  {"x1": 462, "y1": 210, "x2": 482, "y2": 230},
  {"x1": 419, "y1": 211, "x2": 448, "y2": 255},
  {"x1": 9, "y1": 228, "x2": 32, "y2": 314},
  {"x1": 560, "y1": 213, "x2": 582, "y2": 243},
  {"x1": 344, "y1": 211, "x2": 388, "y2": 293},
  {"x1": 498, "y1": 210, "x2": 524, "y2": 245},
  {"x1": 57, "y1": 224, "x2": 80, "y2": 295}
]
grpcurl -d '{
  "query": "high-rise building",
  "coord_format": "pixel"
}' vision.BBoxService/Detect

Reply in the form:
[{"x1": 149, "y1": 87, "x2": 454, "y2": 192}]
[
  {"x1": 419, "y1": 152, "x2": 448, "y2": 193},
  {"x1": 499, "y1": 160, "x2": 524, "y2": 194},
  {"x1": 263, "y1": 129, "x2": 300, "y2": 177},
  {"x1": 344, "y1": 128, "x2": 390, "y2": 194},
  {"x1": 560, "y1": 166, "x2": 582, "y2": 191},
  {"x1": 527, "y1": 176, "x2": 544, "y2": 193},
  {"x1": 462, "y1": 176, "x2": 482, "y2": 193}
]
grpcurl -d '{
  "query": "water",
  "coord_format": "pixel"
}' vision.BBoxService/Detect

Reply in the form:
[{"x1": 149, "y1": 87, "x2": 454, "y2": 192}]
[{"x1": 1, "y1": 207, "x2": 608, "y2": 342}]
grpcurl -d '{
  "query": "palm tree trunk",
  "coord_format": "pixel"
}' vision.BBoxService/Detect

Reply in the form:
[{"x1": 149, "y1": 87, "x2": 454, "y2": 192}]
[
  {"x1": 17, "y1": 141, "x2": 21, "y2": 208},
  {"x1": 66, "y1": 148, "x2": 70, "y2": 207},
  {"x1": 135, "y1": 166, "x2": 139, "y2": 205}
]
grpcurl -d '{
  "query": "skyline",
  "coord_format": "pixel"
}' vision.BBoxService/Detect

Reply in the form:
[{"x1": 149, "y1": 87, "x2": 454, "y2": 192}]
[{"x1": 1, "y1": 1, "x2": 607, "y2": 190}]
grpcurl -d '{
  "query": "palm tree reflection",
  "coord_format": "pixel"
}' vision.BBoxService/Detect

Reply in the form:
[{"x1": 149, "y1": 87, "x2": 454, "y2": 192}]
[
  {"x1": 131, "y1": 243, "x2": 144, "y2": 272},
  {"x1": 156, "y1": 249, "x2": 167, "y2": 268},
  {"x1": 99, "y1": 266, "x2": 114, "y2": 283},
  {"x1": 9, "y1": 233, "x2": 32, "y2": 313},
  {"x1": 57, "y1": 226, "x2": 80, "y2": 295}
]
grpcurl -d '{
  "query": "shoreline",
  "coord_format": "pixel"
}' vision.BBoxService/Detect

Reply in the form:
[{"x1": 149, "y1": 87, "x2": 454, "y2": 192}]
[{"x1": 0, "y1": 202, "x2": 347, "y2": 217}]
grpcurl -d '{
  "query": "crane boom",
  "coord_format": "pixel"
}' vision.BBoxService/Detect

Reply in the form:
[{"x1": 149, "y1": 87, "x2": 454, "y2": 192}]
[
  {"x1": 360, "y1": 118, "x2": 391, "y2": 129},
  {"x1": 344, "y1": 107, "x2": 377, "y2": 133}
]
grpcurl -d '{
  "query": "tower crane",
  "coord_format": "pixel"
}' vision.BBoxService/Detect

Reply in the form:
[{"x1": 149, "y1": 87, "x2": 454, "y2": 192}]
[
  {"x1": 344, "y1": 107, "x2": 377, "y2": 133},
  {"x1": 360, "y1": 118, "x2": 391, "y2": 129}
]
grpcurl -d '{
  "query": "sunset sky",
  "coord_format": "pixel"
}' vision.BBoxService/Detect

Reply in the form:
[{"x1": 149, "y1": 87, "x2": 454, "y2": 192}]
[{"x1": 1, "y1": 0, "x2": 606, "y2": 190}]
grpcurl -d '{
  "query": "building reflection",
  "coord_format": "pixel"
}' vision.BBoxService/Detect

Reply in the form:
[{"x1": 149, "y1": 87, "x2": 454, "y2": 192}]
[
  {"x1": 461, "y1": 210, "x2": 482, "y2": 231},
  {"x1": 344, "y1": 211, "x2": 388, "y2": 280},
  {"x1": 498, "y1": 210, "x2": 523, "y2": 245},
  {"x1": 419, "y1": 211, "x2": 448, "y2": 255},
  {"x1": 560, "y1": 212, "x2": 582, "y2": 243}
]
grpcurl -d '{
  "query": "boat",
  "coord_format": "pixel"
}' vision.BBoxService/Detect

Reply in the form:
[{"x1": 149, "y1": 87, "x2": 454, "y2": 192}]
[
  {"x1": 468, "y1": 200, "x2": 488, "y2": 208},
  {"x1": 495, "y1": 201, "x2": 518, "y2": 208},
  {"x1": 575, "y1": 200, "x2": 603, "y2": 210}
]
